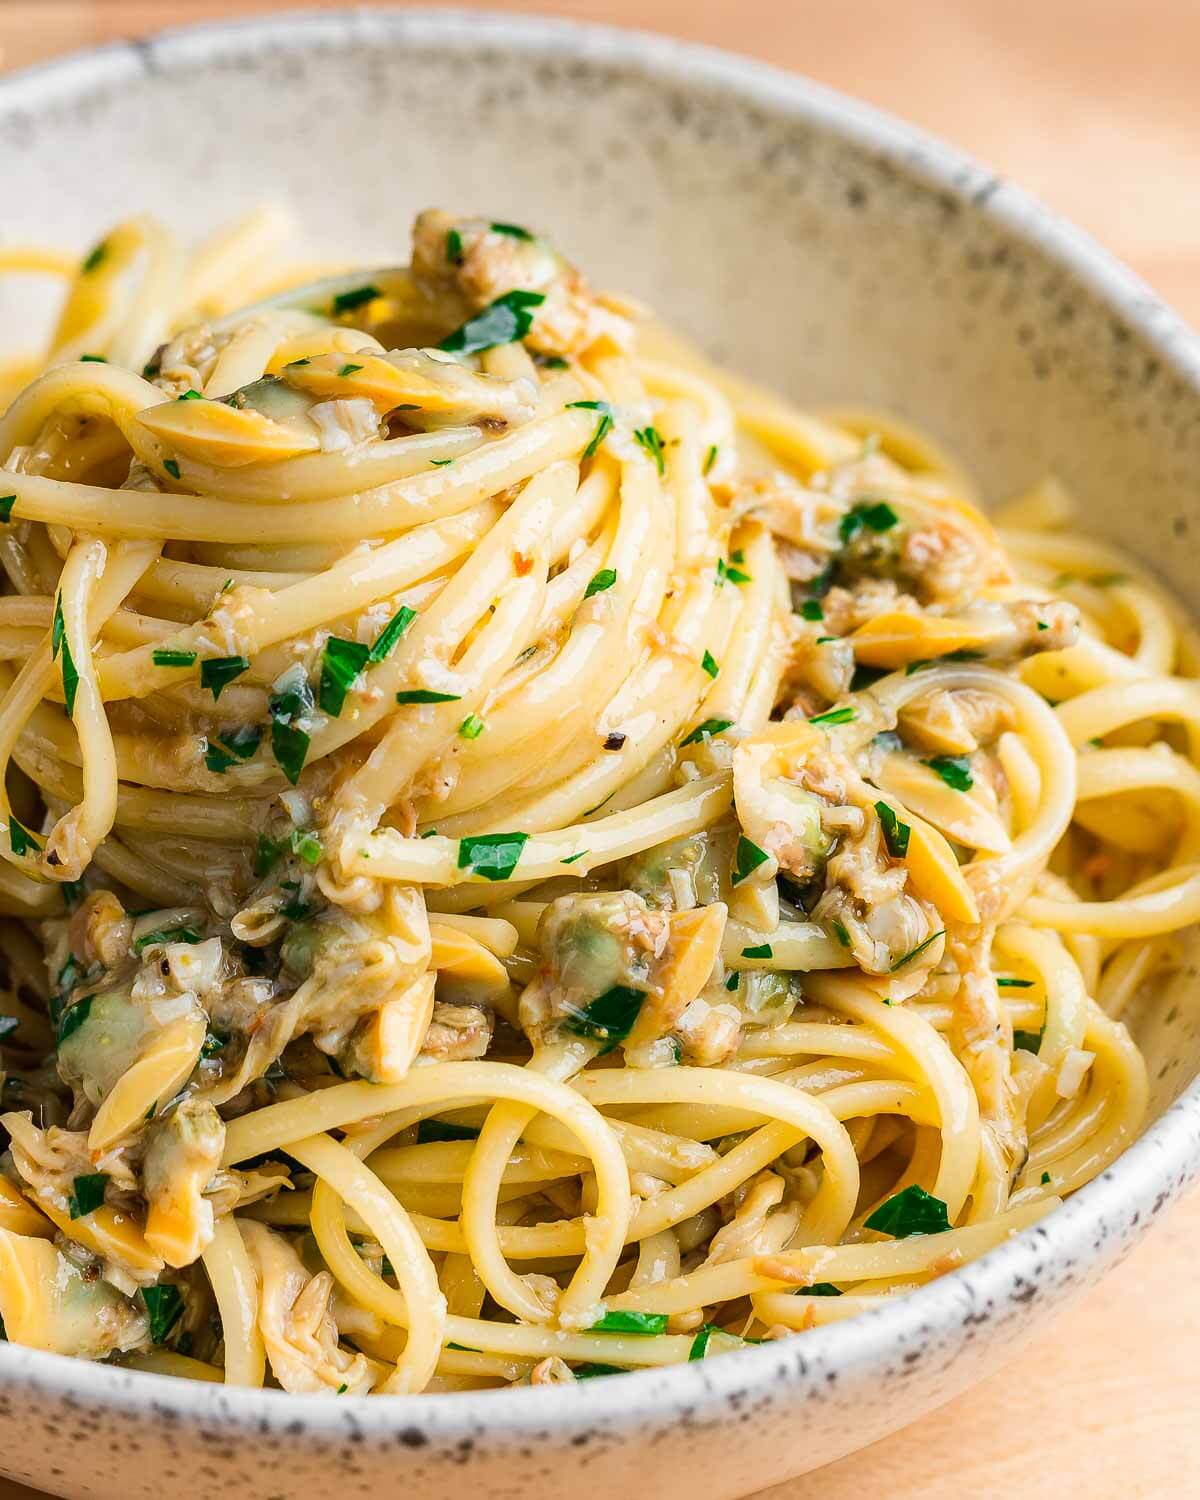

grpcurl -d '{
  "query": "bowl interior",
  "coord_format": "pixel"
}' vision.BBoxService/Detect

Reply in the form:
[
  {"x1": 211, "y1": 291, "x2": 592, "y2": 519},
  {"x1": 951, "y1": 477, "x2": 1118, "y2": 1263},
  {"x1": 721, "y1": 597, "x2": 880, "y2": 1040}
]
[{"x1": 1, "y1": 8, "x2": 1198, "y2": 1198}]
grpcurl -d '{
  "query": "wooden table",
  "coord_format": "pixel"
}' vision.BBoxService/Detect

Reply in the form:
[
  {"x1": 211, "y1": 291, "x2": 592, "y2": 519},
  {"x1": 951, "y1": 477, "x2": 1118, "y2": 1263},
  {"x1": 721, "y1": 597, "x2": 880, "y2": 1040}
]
[{"x1": 2, "y1": 4, "x2": 1198, "y2": 1496}]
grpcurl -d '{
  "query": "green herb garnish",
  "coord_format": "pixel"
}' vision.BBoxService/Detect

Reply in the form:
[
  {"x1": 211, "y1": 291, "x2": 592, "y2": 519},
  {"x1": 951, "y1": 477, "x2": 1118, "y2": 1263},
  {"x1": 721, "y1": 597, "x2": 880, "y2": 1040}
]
[
  {"x1": 741, "y1": 943, "x2": 773, "y2": 959},
  {"x1": 163, "y1": 458, "x2": 181, "y2": 480},
  {"x1": 925, "y1": 755, "x2": 973, "y2": 792},
  {"x1": 56, "y1": 994, "x2": 92, "y2": 1047},
  {"x1": 0, "y1": 496, "x2": 14, "y2": 524},
  {"x1": 838, "y1": 499, "x2": 898, "y2": 542},
  {"x1": 458, "y1": 713, "x2": 485, "y2": 740},
  {"x1": 440, "y1": 289, "x2": 545, "y2": 355},
  {"x1": 716, "y1": 557, "x2": 752, "y2": 586},
  {"x1": 319, "y1": 636, "x2": 370, "y2": 717},
  {"x1": 395, "y1": 689, "x2": 461, "y2": 704},
  {"x1": 804, "y1": 1283, "x2": 844, "y2": 1297},
  {"x1": 564, "y1": 985, "x2": 645, "y2": 1052},
  {"x1": 152, "y1": 648, "x2": 197, "y2": 668},
  {"x1": 490, "y1": 221, "x2": 533, "y2": 240},
  {"x1": 864, "y1": 1184, "x2": 950, "y2": 1238},
  {"x1": 890, "y1": 929, "x2": 945, "y2": 972},
  {"x1": 701, "y1": 650, "x2": 719, "y2": 679},
  {"x1": 134, "y1": 927, "x2": 200, "y2": 954},
  {"x1": 457, "y1": 831, "x2": 528, "y2": 881},
  {"x1": 338, "y1": 363, "x2": 363, "y2": 378},
  {"x1": 52, "y1": 595, "x2": 79, "y2": 717},
  {"x1": 446, "y1": 229, "x2": 464, "y2": 265},
  {"x1": 81, "y1": 242, "x2": 108, "y2": 274},
  {"x1": 68, "y1": 1173, "x2": 109, "y2": 1220},
  {"x1": 199, "y1": 656, "x2": 249, "y2": 699},
  {"x1": 800, "y1": 599, "x2": 824, "y2": 621},
  {"x1": 680, "y1": 717, "x2": 733, "y2": 748},
  {"x1": 589, "y1": 1310, "x2": 668, "y2": 1336},
  {"x1": 874, "y1": 801, "x2": 911, "y2": 858},
  {"x1": 831, "y1": 919, "x2": 851, "y2": 948},
  {"x1": 1013, "y1": 1028, "x2": 1044, "y2": 1054},
  {"x1": 7, "y1": 816, "x2": 39, "y2": 858},
  {"x1": 633, "y1": 425, "x2": 666, "y2": 475},
  {"x1": 703, "y1": 444, "x2": 718, "y2": 476},
  {"x1": 140, "y1": 1284, "x2": 184, "y2": 1344},
  {"x1": 200, "y1": 1031, "x2": 229, "y2": 1059},
  {"x1": 732, "y1": 835, "x2": 769, "y2": 886},
  {"x1": 904, "y1": 650, "x2": 984, "y2": 675},
  {"x1": 809, "y1": 705, "x2": 856, "y2": 726},
  {"x1": 368, "y1": 604, "x2": 417, "y2": 663},
  {"x1": 584, "y1": 567, "x2": 617, "y2": 599},
  {"x1": 996, "y1": 977, "x2": 1034, "y2": 989},
  {"x1": 331, "y1": 285, "x2": 381, "y2": 315}
]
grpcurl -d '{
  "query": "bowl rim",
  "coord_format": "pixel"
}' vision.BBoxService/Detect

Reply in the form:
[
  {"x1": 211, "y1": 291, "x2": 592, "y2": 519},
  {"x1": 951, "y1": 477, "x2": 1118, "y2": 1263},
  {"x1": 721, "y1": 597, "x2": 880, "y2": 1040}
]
[{"x1": 1, "y1": 2, "x2": 1199, "y2": 1444}]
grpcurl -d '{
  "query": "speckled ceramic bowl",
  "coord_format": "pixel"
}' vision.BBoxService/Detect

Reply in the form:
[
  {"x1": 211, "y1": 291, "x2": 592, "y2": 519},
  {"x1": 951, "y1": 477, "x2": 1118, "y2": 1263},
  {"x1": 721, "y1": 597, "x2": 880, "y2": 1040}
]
[{"x1": 2, "y1": 10, "x2": 1199, "y2": 1499}]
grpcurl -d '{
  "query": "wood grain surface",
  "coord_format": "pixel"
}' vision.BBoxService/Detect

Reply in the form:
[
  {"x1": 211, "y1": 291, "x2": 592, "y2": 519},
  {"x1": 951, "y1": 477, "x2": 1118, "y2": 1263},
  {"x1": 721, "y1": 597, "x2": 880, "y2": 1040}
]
[{"x1": 1, "y1": 4, "x2": 1198, "y2": 1497}]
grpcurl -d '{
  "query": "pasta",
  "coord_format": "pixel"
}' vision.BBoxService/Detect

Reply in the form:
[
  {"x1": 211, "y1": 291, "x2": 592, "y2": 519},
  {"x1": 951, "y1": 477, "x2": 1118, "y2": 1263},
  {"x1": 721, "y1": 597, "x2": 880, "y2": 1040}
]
[{"x1": 0, "y1": 204, "x2": 1190, "y2": 1393}]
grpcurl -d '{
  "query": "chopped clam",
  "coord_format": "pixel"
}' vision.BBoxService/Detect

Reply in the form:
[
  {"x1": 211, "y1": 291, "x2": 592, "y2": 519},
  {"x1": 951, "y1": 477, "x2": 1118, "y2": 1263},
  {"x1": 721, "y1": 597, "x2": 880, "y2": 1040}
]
[
  {"x1": 345, "y1": 972, "x2": 436, "y2": 1084},
  {"x1": 0, "y1": 1230, "x2": 147, "y2": 1359},
  {"x1": 137, "y1": 393, "x2": 320, "y2": 467},
  {"x1": 143, "y1": 1099, "x2": 225, "y2": 1268},
  {"x1": 627, "y1": 903, "x2": 727, "y2": 1047},
  {"x1": 88, "y1": 1011, "x2": 207, "y2": 1153}
]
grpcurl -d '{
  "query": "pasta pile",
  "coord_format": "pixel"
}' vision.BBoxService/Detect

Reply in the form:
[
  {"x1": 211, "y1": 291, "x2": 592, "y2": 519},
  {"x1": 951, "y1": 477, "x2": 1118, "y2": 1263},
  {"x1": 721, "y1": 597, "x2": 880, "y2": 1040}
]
[{"x1": 0, "y1": 207, "x2": 1192, "y2": 1393}]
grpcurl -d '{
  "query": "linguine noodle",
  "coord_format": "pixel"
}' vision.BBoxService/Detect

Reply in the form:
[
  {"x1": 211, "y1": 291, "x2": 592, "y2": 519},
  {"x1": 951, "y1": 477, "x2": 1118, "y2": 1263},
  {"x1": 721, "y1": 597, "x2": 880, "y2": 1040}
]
[{"x1": 0, "y1": 206, "x2": 1190, "y2": 1392}]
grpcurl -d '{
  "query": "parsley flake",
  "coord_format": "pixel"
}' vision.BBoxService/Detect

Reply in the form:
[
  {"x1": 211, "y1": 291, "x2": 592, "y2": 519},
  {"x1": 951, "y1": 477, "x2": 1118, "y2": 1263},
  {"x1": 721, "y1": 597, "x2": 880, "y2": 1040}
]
[
  {"x1": 331, "y1": 285, "x2": 381, "y2": 315},
  {"x1": 440, "y1": 290, "x2": 545, "y2": 355},
  {"x1": 874, "y1": 801, "x2": 911, "y2": 858},
  {"x1": 199, "y1": 656, "x2": 250, "y2": 700},
  {"x1": 584, "y1": 567, "x2": 617, "y2": 599},
  {"x1": 680, "y1": 717, "x2": 733, "y2": 747},
  {"x1": 152, "y1": 648, "x2": 197, "y2": 669},
  {"x1": 457, "y1": 831, "x2": 528, "y2": 881},
  {"x1": 925, "y1": 755, "x2": 973, "y2": 791},
  {"x1": 864, "y1": 1184, "x2": 950, "y2": 1238},
  {"x1": 68, "y1": 1173, "x2": 109, "y2": 1220}
]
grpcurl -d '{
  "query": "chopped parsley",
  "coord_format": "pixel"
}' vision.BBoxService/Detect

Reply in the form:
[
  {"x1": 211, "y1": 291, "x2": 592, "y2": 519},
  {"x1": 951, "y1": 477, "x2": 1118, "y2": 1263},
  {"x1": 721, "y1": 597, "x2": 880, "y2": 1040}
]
[
  {"x1": 152, "y1": 648, "x2": 197, "y2": 668},
  {"x1": 716, "y1": 556, "x2": 752, "y2": 586},
  {"x1": 7, "y1": 816, "x2": 39, "y2": 858},
  {"x1": 584, "y1": 567, "x2": 617, "y2": 599},
  {"x1": 633, "y1": 425, "x2": 666, "y2": 475},
  {"x1": 331, "y1": 284, "x2": 381, "y2": 315},
  {"x1": 566, "y1": 400, "x2": 614, "y2": 461},
  {"x1": 703, "y1": 444, "x2": 718, "y2": 476},
  {"x1": 701, "y1": 649, "x2": 720, "y2": 679},
  {"x1": 56, "y1": 994, "x2": 92, "y2": 1047},
  {"x1": 368, "y1": 604, "x2": 417, "y2": 663},
  {"x1": 338, "y1": 363, "x2": 363, "y2": 378},
  {"x1": 561, "y1": 849, "x2": 588, "y2": 865},
  {"x1": 457, "y1": 831, "x2": 528, "y2": 881},
  {"x1": 800, "y1": 599, "x2": 824, "y2": 622},
  {"x1": 573, "y1": 1363, "x2": 625, "y2": 1379},
  {"x1": 458, "y1": 713, "x2": 485, "y2": 740},
  {"x1": 162, "y1": 458, "x2": 181, "y2": 481},
  {"x1": 319, "y1": 636, "x2": 370, "y2": 717},
  {"x1": 68, "y1": 1173, "x2": 108, "y2": 1220},
  {"x1": 200, "y1": 1030, "x2": 229, "y2": 1059},
  {"x1": 1013, "y1": 1028, "x2": 1044, "y2": 1055},
  {"x1": 430, "y1": 458, "x2": 454, "y2": 467},
  {"x1": 924, "y1": 755, "x2": 973, "y2": 792},
  {"x1": 51, "y1": 595, "x2": 79, "y2": 717},
  {"x1": 440, "y1": 289, "x2": 545, "y2": 355},
  {"x1": 269, "y1": 667, "x2": 314, "y2": 785},
  {"x1": 417, "y1": 1118, "x2": 480, "y2": 1144},
  {"x1": 563, "y1": 985, "x2": 645, "y2": 1052},
  {"x1": 81, "y1": 241, "x2": 108, "y2": 274},
  {"x1": 732, "y1": 835, "x2": 769, "y2": 885},
  {"x1": 680, "y1": 717, "x2": 733, "y2": 747},
  {"x1": 254, "y1": 835, "x2": 283, "y2": 876},
  {"x1": 725, "y1": 973, "x2": 739, "y2": 991},
  {"x1": 204, "y1": 724, "x2": 261, "y2": 774},
  {"x1": 874, "y1": 801, "x2": 911, "y2": 858},
  {"x1": 804, "y1": 1283, "x2": 844, "y2": 1297},
  {"x1": 140, "y1": 1284, "x2": 184, "y2": 1344},
  {"x1": 290, "y1": 829, "x2": 323, "y2": 865},
  {"x1": 809, "y1": 705, "x2": 856, "y2": 726},
  {"x1": 79, "y1": 354, "x2": 107, "y2": 363},
  {"x1": 831, "y1": 919, "x2": 851, "y2": 948},
  {"x1": 689, "y1": 1324, "x2": 719, "y2": 1360},
  {"x1": 446, "y1": 229, "x2": 464, "y2": 265},
  {"x1": 864, "y1": 1184, "x2": 950, "y2": 1238},
  {"x1": 1041, "y1": 1171, "x2": 1052, "y2": 1186},
  {"x1": 741, "y1": 943, "x2": 773, "y2": 959},
  {"x1": 0, "y1": 495, "x2": 14, "y2": 524},
  {"x1": 134, "y1": 927, "x2": 201, "y2": 953},
  {"x1": 996, "y1": 976, "x2": 1034, "y2": 989},
  {"x1": 890, "y1": 929, "x2": 945, "y2": 972},
  {"x1": 590, "y1": 1310, "x2": 668, "y2": 1336},
  {"x1": 490, "y1": 221, "x2": 533, "y2": 240},
  {"x1": 838, "y1": 499, "x2": 899, "y2": 542},
  {"x1": 395, "y1": 689, "x2": 461, "y2": 704},
  {"x1": 177, "y1": 389, "x2": 202, "y2": 402},
  {"x1": 199, "y1": 656, "x2": 250, "y2": 700}
]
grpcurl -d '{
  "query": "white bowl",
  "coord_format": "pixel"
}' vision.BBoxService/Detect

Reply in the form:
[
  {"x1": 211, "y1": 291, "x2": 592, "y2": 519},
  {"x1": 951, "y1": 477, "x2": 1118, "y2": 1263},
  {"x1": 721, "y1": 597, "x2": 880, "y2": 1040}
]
[{"x1": 2, "y1": 11, "x2": 1199, "y2": 1499}]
